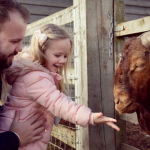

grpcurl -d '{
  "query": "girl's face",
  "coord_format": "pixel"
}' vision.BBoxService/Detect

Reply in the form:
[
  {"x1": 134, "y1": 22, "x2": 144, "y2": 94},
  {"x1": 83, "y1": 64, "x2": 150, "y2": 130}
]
[{"x1": 44, "y1": 38, "x2": 71, "y2": 73}]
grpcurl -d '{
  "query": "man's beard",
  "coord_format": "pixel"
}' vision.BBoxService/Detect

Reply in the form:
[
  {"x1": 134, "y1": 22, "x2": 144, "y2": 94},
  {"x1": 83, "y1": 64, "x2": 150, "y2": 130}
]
[
  {"x1": 0, "y1": 51, "x2": 17, "y2": 71},
  {"x1": 0, "y1": 54, "x2": 12, "y2": 70}
]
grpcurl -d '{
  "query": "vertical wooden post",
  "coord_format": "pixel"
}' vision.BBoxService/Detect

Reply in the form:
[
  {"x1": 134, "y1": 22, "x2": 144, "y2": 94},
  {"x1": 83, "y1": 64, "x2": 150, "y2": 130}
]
[
  {"x1": 93, "y1": 1, "x2": 116, "y2": 150},
  {"x1": 74, "y1": 0, "x2": 116, "y2": 149},
  {"x1": 114, "y1": 1, "x2": 126, "y2": 150},
  {"x1": 73, "y1": 0, "x2": 89, "y2": 149}
]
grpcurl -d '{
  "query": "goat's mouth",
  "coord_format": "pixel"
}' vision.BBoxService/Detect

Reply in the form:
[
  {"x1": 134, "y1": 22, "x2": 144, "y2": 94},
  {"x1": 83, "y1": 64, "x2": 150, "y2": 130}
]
[{"x1": 115, "y1": 99, "x2": 137, "y2": 114}]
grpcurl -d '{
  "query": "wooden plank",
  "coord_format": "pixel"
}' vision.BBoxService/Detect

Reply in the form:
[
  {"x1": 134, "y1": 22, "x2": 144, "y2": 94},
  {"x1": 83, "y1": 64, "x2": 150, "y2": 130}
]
[
  {"x1": 74, "y1": 0, "x2": 116, "y2": 149},
  {"x1": 29, "y1": 15, "x2": 47, "y2": 23},
  {"x1": 125, "y1": 6, "x2": 150, "y2": 16},
  {"x1": 114, "y1": 1, "x2": 126, "y2": 150},
  {"x1": 120, "y1": 113, "x2": 138, "y2": 124},
  {"x1": 22, "y1": 36, "x2": 31, "y2": 47},
  {"x1": 18, "y1": 0, "x2": 73, "y2": 8},
  {"x1": 121, "y1": 143, "x2": 140, "y2": 150},
  {"x1": 124, "y1": 0, "x2": 150, "y2": 8},
  {"x1": 125, "y1": 14, "x2": 147, "y2": 22},
  {"x1": 51, "y1": 125, "x2": 76, "y2": 149},
  {"x1": 26, "y1": 6, "x2": 73, "y2": 37},
  {"x1": 93, "y1": 0, "x2": 116, "y2": 150},
  {"x1": 114, "y1": 1, "x2": 125, "y2": 67},
  {"x1": 22, "y1": 4, "x2": 64, "y2": 16},
  {"x1": 73, "y1": 0, "x2": 89, "y2": 149},
  {"x1": 115, "y1": 16, "x2": 150, "y2": 37}
]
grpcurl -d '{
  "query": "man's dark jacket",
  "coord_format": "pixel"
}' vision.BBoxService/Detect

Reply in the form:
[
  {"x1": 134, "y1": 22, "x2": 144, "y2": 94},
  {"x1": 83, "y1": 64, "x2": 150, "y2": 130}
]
[{"x1": 0, "y1": 79, "x2": 19, "y2": 150}]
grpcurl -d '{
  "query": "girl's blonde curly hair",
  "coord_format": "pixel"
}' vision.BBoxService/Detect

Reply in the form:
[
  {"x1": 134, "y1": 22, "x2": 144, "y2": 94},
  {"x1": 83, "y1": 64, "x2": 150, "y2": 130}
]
[{"x1": 30, "y1": 24, "x2": 73, "y2": 93}]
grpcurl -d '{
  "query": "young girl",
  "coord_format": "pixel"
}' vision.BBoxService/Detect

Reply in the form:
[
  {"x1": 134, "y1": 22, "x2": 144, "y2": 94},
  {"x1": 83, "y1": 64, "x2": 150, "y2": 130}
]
[{"x1": 0, "y1": 24, "x2": 120, "y2": 150}]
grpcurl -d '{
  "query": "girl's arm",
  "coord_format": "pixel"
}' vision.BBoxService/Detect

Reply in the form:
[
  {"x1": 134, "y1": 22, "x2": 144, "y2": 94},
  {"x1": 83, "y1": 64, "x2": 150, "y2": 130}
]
[
  {"x1": 24, "y1": 72, "x2": 120, "y2": 131},
  {"x1": 24, "y1": 72, "x2": 93, "y2": 127}
]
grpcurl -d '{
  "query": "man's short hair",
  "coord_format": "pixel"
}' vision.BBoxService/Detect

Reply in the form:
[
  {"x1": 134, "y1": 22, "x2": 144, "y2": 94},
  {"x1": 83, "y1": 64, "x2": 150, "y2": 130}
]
[{"x1": 0, "y1": 0, "x2": 30, "y2": 25}]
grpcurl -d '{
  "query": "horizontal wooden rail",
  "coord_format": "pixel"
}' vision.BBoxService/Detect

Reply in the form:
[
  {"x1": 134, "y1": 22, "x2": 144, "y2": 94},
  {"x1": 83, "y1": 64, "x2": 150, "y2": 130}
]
[
  {"x1": 23, "y1": 4, "x2": 63, "y2": 16},
  {"x1": 121, "y1": 143, "x2": 140, "y2": 150},
  {"x1": 120, "y1": 112, "x2": 138, "y2": 124},
  {"x1": 51, "y1": 125, "x2": 76, "y2": 149},
  {"x1": 18, "y1": 0, "x2": 72, "y2": 8},
  {"x1": 115, "y1": 16, "x2": 150, "y2": 37},
  {"x1": 125, "y1": 0, "x2": 150, "y2": 8},
  {"x1": 26, "y1": 6, "x2": 74, "y2": 36}
]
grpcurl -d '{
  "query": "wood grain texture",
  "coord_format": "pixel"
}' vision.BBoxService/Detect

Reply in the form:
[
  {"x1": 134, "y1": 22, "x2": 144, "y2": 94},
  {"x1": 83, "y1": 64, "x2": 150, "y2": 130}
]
[
  {"x1": 115, "y1": 16, "x2": 150, "y2": 37},
  {"x1": 22, "y1": 4, "x2": 63, "y2": 16},
  {"x1": 73, "y1": 0, "x2": 116, "y2": 149},
  {"x1": 17, "y1": 0, "x2": 72, "y2": 8},
  {"x1": 114, "y1": 2, "x2": 126, "y2": 150},
  {"x1": 26, "y1": 6, "x2": 73, "y2": 36}
]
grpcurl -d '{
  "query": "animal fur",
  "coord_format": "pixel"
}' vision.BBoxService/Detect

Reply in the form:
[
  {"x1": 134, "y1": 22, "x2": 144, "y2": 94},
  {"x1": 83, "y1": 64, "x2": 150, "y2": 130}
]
[{"x1": 114, "y1": 31, "x2": 150, "y2": 134}]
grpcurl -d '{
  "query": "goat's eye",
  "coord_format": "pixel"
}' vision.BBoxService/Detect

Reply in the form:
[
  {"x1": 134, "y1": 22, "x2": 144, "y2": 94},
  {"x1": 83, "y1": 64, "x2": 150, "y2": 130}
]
[
  {"x1": 135, "y1": 64, "x2": 145, "y2": 71},
  {"x1": 138, "y1": 64, "x2": 145, "y2": 68}
]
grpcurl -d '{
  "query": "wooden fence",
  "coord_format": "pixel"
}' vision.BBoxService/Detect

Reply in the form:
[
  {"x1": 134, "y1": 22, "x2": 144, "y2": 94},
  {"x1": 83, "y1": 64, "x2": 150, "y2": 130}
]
[
  {"x1": 23, "y1": 0, "x2": 150, "y2": 149},
  {"x1": 17, "y1": 0, "x2": 72, "y2": 23}
]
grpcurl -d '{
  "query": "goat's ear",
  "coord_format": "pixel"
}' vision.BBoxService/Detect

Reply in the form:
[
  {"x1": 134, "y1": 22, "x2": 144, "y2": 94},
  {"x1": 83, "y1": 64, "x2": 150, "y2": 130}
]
[{"x1": 139, "y1": 31, "x2": 150, "y2": 48}]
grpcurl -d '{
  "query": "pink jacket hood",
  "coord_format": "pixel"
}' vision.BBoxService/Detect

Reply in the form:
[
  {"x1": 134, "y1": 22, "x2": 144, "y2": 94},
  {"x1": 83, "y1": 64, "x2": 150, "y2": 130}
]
[{"x1": 4, "y1": 47, "x2": 62, "y2": 85}]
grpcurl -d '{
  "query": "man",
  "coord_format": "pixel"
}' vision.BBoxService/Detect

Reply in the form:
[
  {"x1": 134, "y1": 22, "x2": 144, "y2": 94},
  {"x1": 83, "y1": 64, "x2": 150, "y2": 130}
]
[{"x1": 0, "y1": 0, "x2": 45, "y2": 149}]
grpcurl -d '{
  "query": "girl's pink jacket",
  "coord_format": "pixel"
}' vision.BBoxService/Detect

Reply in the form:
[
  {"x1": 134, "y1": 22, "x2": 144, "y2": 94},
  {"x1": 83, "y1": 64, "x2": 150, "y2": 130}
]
[{"x1": 0, "y1": 49, "x2": 94, "y2": 150}]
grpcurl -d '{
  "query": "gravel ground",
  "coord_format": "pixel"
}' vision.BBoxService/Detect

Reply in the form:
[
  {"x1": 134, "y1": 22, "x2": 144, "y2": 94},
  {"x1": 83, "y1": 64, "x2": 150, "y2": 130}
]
[{"x1": 126, "y1": 122, "x2": 150, "y2": 150}]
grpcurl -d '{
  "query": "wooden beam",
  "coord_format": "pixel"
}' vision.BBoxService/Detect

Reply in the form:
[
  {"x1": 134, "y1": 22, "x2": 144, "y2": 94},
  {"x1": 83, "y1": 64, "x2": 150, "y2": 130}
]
[
  {"x1": 114, "y1": 0, "x2": 125, "y2": 67},
  {"x1": 124, "y1": 0, "x2": 150, "y2": 8},
  {"x1": 73, "y1": 0, "x2": 89, "y2": 149},
  {"x1": 121, "y1": 143, "x2": 140, "y2": 150},
  {"x1": 29, "y1": 15, "x2": 47, "y2": 23},
  {"x1": 26, "y1": 6, "x2": 73, "y2": 36},
  {"x1": 51, "y1": 125, "x2": 76, "y2": 149},
  {"x1": 114, "y1": 1, "x2": 126, "y2": 150},
  {"x1": 125, "y1": 6, "x2": 150, "y2": 16},
  {"x1": 22, "y1": 4, "x2": 64, "y2": 16},
  {"x1": 115, "y1": 16, "x2": 150, "y2": 37},
  {"x1": 120, "y1": 113, "x2": 138, "y2": 124},
  {"x1": 125, "y1": 14, "x2": 146, "y2": 22},
  {"x1": 74, "y1": 0, "x2": 115, "y2": 150},
  {"x1": 18, "y1": 0, "x2": 73, "y2": 8}
]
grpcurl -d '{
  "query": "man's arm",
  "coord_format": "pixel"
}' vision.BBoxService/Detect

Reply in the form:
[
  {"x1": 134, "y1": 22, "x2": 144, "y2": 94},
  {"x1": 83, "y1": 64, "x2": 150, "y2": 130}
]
[
  {"x1": 10, "y1": 111, "x2": 45, "y2": 146},
  {"x1": 0, "y1": 110, "x2": 45, "y2": 150},
  {"x1": 0, "y1": 131, "x2": 19, "y2": 150}
]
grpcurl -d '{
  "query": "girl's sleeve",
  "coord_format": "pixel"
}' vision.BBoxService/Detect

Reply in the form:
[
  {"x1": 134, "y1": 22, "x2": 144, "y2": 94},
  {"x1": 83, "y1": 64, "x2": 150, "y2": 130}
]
[{"x1": 23, "y1": 72, "x2": 94, "y2": 127}]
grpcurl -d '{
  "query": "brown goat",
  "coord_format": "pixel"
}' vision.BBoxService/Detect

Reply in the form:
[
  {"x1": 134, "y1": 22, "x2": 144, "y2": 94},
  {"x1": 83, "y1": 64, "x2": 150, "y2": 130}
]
[{"x1": 114, "y1": 31, "x2": 150, "y2": 135}]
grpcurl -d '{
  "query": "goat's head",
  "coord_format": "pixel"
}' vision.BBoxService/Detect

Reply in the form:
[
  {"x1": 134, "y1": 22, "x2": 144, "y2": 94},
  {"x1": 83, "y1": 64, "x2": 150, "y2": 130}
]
[{"x1": 114, "y1": 31, "x2": 150, "y2": 134}]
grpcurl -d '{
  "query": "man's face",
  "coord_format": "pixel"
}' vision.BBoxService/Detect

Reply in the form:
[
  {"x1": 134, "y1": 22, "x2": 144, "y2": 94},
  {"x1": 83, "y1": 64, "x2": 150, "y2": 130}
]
[{"x1": 0, "y1": 11, "x2": 27, "y2": 70}]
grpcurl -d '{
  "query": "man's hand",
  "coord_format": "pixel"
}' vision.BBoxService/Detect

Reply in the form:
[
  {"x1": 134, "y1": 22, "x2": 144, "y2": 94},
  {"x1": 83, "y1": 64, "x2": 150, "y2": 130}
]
[
  {"x1": 10, "y1": 110, "x2": 45, "y2": 146},
  {"x1": 93, "y1": 112, "x2": 120, "y2": 131}
]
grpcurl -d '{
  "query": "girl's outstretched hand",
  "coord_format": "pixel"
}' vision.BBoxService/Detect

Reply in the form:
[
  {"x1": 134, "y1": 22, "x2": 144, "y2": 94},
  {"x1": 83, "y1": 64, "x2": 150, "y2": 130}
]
[{"x1": 93, "y1": 113, "x2": 120, "y2": 131}]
